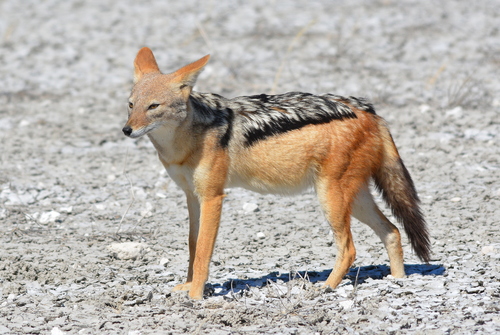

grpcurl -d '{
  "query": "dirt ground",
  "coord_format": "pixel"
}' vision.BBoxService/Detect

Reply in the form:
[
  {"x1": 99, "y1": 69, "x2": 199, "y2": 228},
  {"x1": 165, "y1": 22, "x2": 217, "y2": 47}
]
[{"x1": 0, "y1": 0, "x2": 499, "y2": 334}]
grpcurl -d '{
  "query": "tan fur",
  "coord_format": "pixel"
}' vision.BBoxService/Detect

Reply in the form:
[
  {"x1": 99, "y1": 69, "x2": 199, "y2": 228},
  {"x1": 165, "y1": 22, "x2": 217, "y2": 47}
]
[{"x1": 123, "y1": 48, "x2": 428, "y2": 300}]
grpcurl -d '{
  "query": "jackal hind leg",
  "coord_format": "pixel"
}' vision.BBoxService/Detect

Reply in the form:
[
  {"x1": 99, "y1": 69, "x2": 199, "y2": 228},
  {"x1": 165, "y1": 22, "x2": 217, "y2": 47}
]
[
  {"x1": 351, "y1": 184, "x2": 405, "y2": 278},
  {"x1": 316, "y1": 178, "x2": 357, "y2": 289}
]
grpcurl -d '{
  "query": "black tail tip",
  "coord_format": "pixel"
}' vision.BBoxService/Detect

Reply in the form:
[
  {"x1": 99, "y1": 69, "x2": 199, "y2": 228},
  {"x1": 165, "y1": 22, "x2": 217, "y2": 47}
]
[{"x1": 411, "y1": 229, "x2": 431, "y2": 263}]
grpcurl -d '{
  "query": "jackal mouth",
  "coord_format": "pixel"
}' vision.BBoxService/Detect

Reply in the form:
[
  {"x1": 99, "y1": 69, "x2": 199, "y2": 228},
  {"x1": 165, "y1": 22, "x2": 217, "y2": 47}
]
[{"x1": 122, "y1": 122, "x2": 159, "y2": 138}]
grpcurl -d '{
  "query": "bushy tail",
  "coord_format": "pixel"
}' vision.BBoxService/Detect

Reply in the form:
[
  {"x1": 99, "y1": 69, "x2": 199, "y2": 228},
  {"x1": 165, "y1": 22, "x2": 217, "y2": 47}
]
[{"x1": 374, "y1": 124, "x2": 431, "y2": 262}]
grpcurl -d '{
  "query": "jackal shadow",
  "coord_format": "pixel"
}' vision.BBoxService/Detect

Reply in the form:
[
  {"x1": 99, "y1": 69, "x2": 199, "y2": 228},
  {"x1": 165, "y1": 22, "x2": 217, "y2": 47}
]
[{"x1": 210, "y1": 264, "x2": 445, "y2": 297}]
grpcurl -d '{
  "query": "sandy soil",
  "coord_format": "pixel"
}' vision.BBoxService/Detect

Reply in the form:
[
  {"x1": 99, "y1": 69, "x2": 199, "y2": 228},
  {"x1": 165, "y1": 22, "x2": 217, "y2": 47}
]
[{"x1": 0, "y1": 0, "x2": 499, "y2": 334}]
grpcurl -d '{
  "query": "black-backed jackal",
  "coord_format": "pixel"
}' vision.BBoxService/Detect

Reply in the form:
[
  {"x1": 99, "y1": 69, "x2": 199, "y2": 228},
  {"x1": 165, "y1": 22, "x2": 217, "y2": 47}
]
[{"x1": 123, "y1": 47, "x2": 430, "y2": 300}]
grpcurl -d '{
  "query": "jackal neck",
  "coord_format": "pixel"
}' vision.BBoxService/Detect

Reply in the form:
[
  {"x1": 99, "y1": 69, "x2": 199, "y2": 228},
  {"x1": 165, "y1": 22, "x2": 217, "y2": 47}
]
[{"x1": 188, "y1": 92, "x2": 234, "y2": 149}]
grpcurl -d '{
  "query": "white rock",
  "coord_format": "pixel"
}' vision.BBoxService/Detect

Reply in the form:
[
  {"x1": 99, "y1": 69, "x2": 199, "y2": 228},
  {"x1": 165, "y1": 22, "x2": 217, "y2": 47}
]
[
  {"x1": 336, "y1": 287, "x2": 348, "y2": 298},
  {"x1": 450, "y1": 197, "x2": 461, "y2": 202},
  {"x1": 159, "y1": 257, "x2": 170, "y2": 267},
  {"x1": 59, "y1": 206, "x2": 73, "y2": 213},
  {"x1": 267, "y1": 284, "x2": 288, "y2": 297},
  {"x1": 465, "y1": 286, "x2": 485, "y2": 294},
  {"x1": 419, "y1": 104, "x2": 431, "y2": 113},
  {"x1": 243, "y1": 202, "x2": 259, "y2": 213},
  {"x1": 428, "y1": 132, "x2": 455, "y2": 143},
  {"x1": 156, "y1": 192, "x2": 167, "y2": 198},
  {"x1": 464, "y1": 128, "x2": 494, "y2": 141},
  {"x1": 0, "y1": 118, "x2": 13, "y2": 130},
  {"x1": 339, "y1": 300, "x2": 354, "y2": 310},
  {"x1": 19, "y1": 119, "x2": 30, "y2": 127},
  {"x1": 26, "y1": 212, "x2": 39, "y2": 221},
  {"x1": 140, "y1": 202, "x2": 154, "y2": 217},
  {"x1": 37, "y1": 190, "x2": 53, "y2": 200},
  {"x1": 426, "y1": 280, "x2": 445, "y2": 289},
  {"x1": 289, "y1": 286, "x2": 303, "y2": 295},
  {"x1": 39, "y1": 211, "x2": 61, "y2": 224},
  {"x1": 107, "y1": 242, "x2": 147, "y2": 260},
  {"x1": 132, "y1": 186, "x2": 148, "y2": 200},
  {"x1": 481, "y1": 244, "x2": 500, "y2": 255},
  {"x1": 1, "y1": 189, "x2": 35, "y2": 205},
  {"x1": 51, "y1": 327, "x2": 65, "y2": 335},
  {"x1": 94, "y1": 203, "x2": 106, "y2": 210},
  {"x1": 446, "y1": 106, "x2": 463, "y2": 117},
  {"x1": 256, "y1": 232, "x2": 266, "y2": 239},
  {"x1": 7, "y1": 294, "x2": 16, "y2": 302}
]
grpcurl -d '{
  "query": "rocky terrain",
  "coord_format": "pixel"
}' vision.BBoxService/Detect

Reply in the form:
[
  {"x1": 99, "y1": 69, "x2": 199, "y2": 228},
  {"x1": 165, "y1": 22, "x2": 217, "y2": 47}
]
[{"x1": 0, "y1": 0, "x2": 499, "y2": 333}]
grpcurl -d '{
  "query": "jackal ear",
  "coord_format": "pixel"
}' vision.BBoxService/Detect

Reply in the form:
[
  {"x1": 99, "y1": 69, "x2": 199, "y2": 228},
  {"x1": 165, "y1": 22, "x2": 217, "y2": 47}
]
[
  {"x1": 133, "y1": 47, "x2": 160, "y2": 83},
  {"x1": 171, "y1": 55, "x2": 210, "y2": 88}
]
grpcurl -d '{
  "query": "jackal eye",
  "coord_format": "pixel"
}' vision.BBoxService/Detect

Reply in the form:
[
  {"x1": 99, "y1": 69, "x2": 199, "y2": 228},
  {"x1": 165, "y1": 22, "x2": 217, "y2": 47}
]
[
  {"x1": 148, "y1": 104, "x2": 160, "y2": 110},
  {"x1": 128, "y1": 102, "x2": 133, "y2": 109}
]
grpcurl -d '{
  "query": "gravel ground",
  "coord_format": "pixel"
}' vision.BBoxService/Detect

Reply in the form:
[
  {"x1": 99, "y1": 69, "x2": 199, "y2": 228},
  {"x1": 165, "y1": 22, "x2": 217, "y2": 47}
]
[{"x1": 1, "y1": 0, "x2": 499, "y2": 334}]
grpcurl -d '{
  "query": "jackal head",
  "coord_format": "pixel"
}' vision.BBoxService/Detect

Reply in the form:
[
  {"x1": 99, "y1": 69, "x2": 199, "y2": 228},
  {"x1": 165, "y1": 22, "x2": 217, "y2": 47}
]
[{"x1": 122, "y1": 48, "x2": 210, "y2": 138}]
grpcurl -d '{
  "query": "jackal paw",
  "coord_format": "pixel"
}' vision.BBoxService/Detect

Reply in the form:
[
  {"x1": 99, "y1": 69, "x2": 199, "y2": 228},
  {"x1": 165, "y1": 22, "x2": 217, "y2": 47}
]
[{"x1": 172, "y1": 282, "x2": 192, "y2": 292}]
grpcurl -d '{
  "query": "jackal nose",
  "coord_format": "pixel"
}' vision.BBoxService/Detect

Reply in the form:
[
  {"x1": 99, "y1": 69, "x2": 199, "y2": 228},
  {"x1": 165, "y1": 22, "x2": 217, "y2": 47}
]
[{"x1": 122, "y1": 126, "x2": 133, "y2": 136}]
